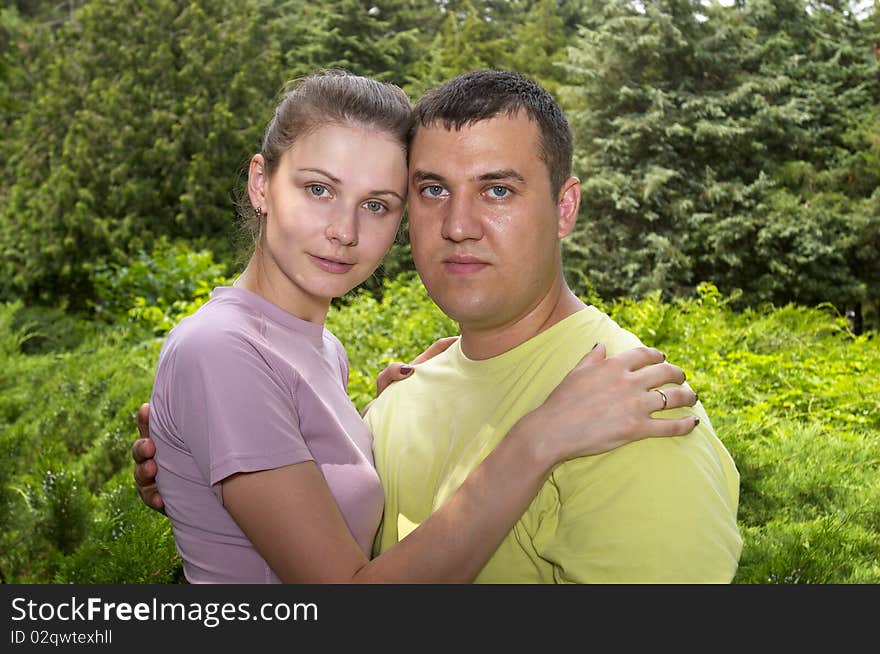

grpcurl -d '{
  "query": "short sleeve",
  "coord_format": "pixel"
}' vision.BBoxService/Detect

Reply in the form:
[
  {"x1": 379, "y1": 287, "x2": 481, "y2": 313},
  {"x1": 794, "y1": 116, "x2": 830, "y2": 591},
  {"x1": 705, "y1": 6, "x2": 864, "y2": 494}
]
[
  {"x1": 533, "y1": 420, "x2": 743, "y2": 584},
  {"x1": 166, "y1": 327, "x2": 314, "y2": 486},
  {"x1": 329, "y1": 332, "x2": 350, "y2": 389}
]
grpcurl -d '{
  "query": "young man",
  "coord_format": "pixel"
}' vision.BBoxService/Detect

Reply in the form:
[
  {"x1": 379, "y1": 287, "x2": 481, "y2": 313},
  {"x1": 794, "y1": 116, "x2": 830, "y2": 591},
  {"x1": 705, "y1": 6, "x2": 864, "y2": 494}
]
[
  {"x1": 135, "y1": 70, "x2": 742, "y2": 582},
  {"x1": 365, "y1": 70, "x2": 741, "y2": 582}
]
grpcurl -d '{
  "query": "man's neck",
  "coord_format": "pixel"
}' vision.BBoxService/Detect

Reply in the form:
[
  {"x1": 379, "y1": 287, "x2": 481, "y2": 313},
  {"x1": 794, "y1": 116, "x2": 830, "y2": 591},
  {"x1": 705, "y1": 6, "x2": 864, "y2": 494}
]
[{"x1": 458, "y1": 282, "x2": 586, "y2": 360}]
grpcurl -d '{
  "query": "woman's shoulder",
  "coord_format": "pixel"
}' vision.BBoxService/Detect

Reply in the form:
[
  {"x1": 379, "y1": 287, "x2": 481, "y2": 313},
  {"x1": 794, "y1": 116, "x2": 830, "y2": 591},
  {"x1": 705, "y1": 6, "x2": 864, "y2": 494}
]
[
  {"x1": 321, "y1": 327, "x2": 346, "y2": 355},
  {"x1": 164, "y1": 293, "x2": 263, "y2": 359}
]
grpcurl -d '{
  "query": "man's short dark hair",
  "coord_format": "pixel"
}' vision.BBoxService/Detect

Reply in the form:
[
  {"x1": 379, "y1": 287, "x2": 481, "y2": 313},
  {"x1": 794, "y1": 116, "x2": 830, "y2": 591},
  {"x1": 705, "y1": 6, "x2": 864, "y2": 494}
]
[{"x1": 412, "y1": 69, "x2": 573, "y2": 194}]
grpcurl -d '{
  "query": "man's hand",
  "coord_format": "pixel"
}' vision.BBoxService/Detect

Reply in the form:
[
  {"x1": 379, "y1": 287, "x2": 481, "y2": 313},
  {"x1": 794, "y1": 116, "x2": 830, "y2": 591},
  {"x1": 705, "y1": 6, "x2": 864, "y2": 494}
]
[{"x1": 132, "y1": 403, "x2": 165, "y2": 513}]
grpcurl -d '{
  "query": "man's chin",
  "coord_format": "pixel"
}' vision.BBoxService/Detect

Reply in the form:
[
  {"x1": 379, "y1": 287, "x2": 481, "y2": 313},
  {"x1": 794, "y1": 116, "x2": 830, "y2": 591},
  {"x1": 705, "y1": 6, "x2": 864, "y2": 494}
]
[{"x1": 430, "y1": 296, "x2": 495, "y2": 327}]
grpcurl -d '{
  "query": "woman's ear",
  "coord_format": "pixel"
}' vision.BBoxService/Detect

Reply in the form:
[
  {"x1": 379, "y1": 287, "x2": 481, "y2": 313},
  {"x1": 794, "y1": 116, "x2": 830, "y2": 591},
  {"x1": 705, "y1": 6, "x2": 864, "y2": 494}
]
[
  {"x1": 247, "y1": 154, "x2": 268, "y2": 211},
  {"x1": 556, "y1": 176, "x2": 581, "y2": 239}
]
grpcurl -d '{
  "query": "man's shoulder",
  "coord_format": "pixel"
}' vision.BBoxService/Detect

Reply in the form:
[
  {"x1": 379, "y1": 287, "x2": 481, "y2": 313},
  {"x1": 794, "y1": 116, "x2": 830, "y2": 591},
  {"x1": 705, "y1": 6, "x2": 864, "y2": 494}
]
[
  {"x1": 551, "y1": 416, "x2": 739, "y2": 511},
  {"x1": 368, "y1": 307, "x2": 642, "y2": 415},
  {"x1": 571, "y1": 305, "x2": 643, "y2": 353},
  {"x1": 365, "y1": 344, "x2": 457, "y2": 420}
]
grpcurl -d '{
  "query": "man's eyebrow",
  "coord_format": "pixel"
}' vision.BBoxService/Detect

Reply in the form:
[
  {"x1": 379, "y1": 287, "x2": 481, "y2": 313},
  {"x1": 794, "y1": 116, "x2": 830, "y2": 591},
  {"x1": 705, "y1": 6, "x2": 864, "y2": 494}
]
[
  {"x1": 477, "y1": 169, "x2": 526, "y2": 183},
  {"x1": 411, "y1": 169, "x2": 526, "y2": 184},
  {"x1": 411, "y1": 170, "x2": 447, "y2": 183}
]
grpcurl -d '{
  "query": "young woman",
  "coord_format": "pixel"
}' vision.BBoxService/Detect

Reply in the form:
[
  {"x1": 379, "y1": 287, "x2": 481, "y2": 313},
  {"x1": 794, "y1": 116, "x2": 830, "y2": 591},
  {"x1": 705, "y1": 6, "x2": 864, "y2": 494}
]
[{"x1": 140, "y1": 70, "x2": 698, "y2": 583}]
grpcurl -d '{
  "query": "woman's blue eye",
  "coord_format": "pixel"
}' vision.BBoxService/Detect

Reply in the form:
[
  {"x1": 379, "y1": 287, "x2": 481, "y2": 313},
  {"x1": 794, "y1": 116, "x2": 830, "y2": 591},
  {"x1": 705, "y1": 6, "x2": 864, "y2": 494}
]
[
  {"x1": 364, "y1": 201, "x2": 385, "y2": 213},
  {"x1": 308, "y1": 184, "x2": 329, "y2": 197}
]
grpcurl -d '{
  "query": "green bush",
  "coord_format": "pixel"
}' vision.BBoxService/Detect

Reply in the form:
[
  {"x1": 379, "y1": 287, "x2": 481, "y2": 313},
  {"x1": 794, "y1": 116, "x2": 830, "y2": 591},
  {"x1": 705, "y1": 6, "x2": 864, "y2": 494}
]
[
  {"x1": 0, "y1": 274, "x2": 877, "y2": 583},
  {"x1": 608, "y1": 283, "x2": 880, "y2": 583},
  {"x1": 0, "y1": 306, "x2": 160, "y2": 582},
  {"x1": 93, "y1": 240, "x2": 231, "y2": 334},
  {"x1": 53, "y1": 473, "x2": 182, "y2": 584},
  {"x1": 327, "y1": 273, "x2": 457, "y2": 411}
]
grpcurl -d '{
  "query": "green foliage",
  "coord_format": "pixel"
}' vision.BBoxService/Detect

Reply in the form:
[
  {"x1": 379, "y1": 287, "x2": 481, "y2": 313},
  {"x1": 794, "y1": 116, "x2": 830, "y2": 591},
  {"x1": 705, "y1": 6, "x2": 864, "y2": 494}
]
[
  {"x1": 269, "y1": 0, "x2": 426, "y2": 84},
  {"x1": 0, "y1": 306, "x2": 160, "y2": 582},
  {"x1": 608, "y1": 282, "x2": 880, "y2": 583},
  {"x1": 499, "y1": 0, "x2": 572, "y2": 97},
  {"x1": 1, "y1": 276, "x2": 879, "y2": 582},
  {"x1": 327, "y1": 273, "x2": 457, "y2": 411},
  {"x1": 36, "y1": 468, "x2": 94, "y2": 556},
  {"x1": 407, "y1": 0, "x2": 510, "y2": 95},
  {"x1": 53, "y1": 473, "x2": 182, "y2": 584},
  {"x1": 2, "y1": 0, "x2": 878, "y2": 324},
  {"x1": 93, "y1": 240, "x2": 231, "y2": 334},
  {"x1": 8, "y1": 304, "x2": 90, "y2": 355},
  {"x1": 0, "y1": 0, "x2": 274, "y2": 308},
  {"x1": 562, "y1": 0, "x2": 880, "y2": 323}
]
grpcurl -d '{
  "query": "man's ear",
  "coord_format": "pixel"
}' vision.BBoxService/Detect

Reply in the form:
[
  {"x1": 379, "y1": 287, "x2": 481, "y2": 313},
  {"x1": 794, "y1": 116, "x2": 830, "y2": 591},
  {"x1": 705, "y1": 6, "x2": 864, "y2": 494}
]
[
  {"x1": 556, "y1": 176, "x2": 581, "y2": 239},
  {"x1": 247, "y1": 154, "x2": 268, "y2": 211}
]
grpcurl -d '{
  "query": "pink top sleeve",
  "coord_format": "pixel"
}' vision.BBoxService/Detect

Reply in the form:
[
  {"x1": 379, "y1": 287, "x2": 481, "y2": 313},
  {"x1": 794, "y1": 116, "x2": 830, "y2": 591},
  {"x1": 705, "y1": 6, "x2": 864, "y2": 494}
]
[{"x1": 164, "y1": 326, "x2": 314, "y2": 486}]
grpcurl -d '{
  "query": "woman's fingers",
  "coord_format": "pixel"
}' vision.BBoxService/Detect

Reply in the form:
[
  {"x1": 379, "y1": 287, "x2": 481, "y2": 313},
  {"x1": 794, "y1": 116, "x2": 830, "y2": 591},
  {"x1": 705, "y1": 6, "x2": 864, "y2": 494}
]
[
  {"x1": 577, "y1": 345, "x2": 687, "y2": 391},
  {"x1": 376, "y1": 362, "x2": 416, "y2": 397},
  {"x1": 530, "y1": 343, "x2": 705, "y2": 460},
  {"x1": 636, "y1": 361, "x2": 687, "y2": 389},
  {"x1": 639, "y1": 414, "x2": 701, "y2": 439},
  {"x1": 647, "y1": 386, "x2": 699, "y2": 413},
  {"x1": 612, "y1": 345, "x2": 666, "y2": 371},
  {"x1": 375, "y1": 336, "x2": 459, "y2": 398},
  {"x1": 410, "y1": 336, "x2": 458, "y2": 365},
  {"x1": 137, "y1": 402, "x2": 151, "y2": 440}
]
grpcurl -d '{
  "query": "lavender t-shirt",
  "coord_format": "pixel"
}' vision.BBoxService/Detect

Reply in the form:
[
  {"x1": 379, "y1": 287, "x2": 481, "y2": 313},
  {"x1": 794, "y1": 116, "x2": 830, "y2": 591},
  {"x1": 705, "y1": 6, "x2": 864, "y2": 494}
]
[{"x1": 149, "y1": 286, "x2": 384, "y2": 583}]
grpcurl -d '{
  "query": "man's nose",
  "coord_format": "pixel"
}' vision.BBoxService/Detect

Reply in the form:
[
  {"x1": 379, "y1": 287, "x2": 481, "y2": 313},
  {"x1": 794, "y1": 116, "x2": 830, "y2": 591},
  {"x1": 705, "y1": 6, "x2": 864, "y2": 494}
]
[
  {"x1": 440, "y1": 195, "x2": 482, "y2": 242},
  {"x1": 325, "y1": 207, "x2": 358, "y2": 246}
]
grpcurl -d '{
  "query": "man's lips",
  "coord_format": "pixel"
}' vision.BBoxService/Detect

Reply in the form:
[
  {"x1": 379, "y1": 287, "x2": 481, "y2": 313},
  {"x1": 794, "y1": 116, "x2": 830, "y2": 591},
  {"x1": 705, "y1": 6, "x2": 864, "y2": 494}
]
[
  {"x1": 309, "y1": 254, "x2": 355, "y2": 274},
  {"x1": 442, "y1": 255, "x2": 489, "y2": 275}
]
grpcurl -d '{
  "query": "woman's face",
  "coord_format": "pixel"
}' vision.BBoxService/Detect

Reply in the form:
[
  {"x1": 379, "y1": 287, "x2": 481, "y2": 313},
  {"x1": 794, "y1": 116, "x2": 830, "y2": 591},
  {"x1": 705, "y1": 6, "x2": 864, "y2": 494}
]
[{"x1": 250, "y1": 122, "x2": 407, "y2": 317}]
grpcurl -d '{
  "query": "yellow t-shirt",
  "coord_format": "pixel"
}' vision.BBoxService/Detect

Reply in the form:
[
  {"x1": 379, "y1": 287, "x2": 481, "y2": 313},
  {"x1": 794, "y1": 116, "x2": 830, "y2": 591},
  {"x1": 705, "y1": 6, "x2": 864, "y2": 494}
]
[{"x1": 366, "y1": 306, "x2": 743, "y2": 583}]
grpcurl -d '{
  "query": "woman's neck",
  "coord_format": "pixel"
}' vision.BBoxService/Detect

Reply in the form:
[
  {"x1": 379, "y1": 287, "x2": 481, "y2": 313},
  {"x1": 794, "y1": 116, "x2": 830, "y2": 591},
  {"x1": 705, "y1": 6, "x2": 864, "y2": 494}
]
[{"x1": 234, "y1": 252, "x2": 331, "y2": 325}]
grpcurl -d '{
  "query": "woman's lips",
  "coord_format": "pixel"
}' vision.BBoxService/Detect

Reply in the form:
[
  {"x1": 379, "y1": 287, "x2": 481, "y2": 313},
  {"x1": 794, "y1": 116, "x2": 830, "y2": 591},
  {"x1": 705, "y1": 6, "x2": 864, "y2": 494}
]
[{"x1": 310, "y1": 254, "x2": 355, "y2": 274}]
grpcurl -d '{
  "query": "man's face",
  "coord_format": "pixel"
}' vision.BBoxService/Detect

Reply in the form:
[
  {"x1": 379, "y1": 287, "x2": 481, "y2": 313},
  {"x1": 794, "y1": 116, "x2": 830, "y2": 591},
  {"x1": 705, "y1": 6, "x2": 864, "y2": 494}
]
[{"x1": 407, "y1": 111, "x2": 575, "y2": 332}]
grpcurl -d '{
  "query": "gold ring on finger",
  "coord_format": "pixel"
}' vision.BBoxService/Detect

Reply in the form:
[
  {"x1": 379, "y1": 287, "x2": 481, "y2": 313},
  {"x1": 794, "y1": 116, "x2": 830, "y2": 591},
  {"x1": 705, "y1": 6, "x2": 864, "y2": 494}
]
[{"x1": 655, "y1": 388, "x2": 669, "y2": 410}]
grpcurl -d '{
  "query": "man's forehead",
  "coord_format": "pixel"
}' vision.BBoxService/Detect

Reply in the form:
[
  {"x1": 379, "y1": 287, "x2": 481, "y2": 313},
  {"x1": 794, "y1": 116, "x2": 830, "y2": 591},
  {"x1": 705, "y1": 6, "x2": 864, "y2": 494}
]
[
  {"x1": 409, "y1": 113, "x2": 539, "y2": 161},
  {"x1": 414, "y1": 110, "x2": 533, "y2": 136},
  {"x1": 413, "y1": 119, "x2": 483, "y2": 142}
]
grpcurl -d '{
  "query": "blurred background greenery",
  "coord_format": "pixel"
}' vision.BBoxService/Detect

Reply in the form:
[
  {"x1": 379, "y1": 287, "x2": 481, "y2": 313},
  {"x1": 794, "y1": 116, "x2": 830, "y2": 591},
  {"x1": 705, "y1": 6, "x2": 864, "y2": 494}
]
[{"x1": 0, "y1": 0, "x2": 877, "y2": 582}]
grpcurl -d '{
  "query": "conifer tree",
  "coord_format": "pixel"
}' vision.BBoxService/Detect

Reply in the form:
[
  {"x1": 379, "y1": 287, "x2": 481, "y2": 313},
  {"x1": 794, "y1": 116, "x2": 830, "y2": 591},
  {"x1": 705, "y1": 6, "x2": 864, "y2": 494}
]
[
  {"x1": 0, "y1": 0, "x2": 276, "y2": 307},
  {"x1": 562, "y1": 0, "x2": 879, "y2": 321}
]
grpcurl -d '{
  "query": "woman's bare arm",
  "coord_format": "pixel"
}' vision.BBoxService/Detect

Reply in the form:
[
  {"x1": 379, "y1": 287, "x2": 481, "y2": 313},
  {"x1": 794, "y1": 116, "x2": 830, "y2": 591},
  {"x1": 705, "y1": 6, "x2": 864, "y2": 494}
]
[{"x1": 222, "y1": 344, "x2": 699, "y2": 583}]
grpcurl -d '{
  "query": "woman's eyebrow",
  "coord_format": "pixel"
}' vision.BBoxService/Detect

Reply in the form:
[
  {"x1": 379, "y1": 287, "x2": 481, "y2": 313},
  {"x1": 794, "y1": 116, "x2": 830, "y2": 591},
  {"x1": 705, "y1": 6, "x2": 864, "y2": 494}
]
[
  {"x1": 299, "y1": 168, "x2": 405, "y2": 201},
  {"x1": 298, "y1": 167, "x2": 341, "y2": 183},
  {"x1": 370, "y1": 189, "x2": 406, "y2": 201}
]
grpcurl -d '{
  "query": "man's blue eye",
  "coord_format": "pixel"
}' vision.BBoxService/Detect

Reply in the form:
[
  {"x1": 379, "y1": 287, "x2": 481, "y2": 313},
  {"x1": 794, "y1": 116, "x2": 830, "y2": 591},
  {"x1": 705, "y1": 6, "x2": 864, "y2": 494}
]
[
  {"x1": 489, "y1": 186, "x2": 509, "y2": 198},
  {"x1": 423, "y1": 185, "x2": 444, "y2": 197}
]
